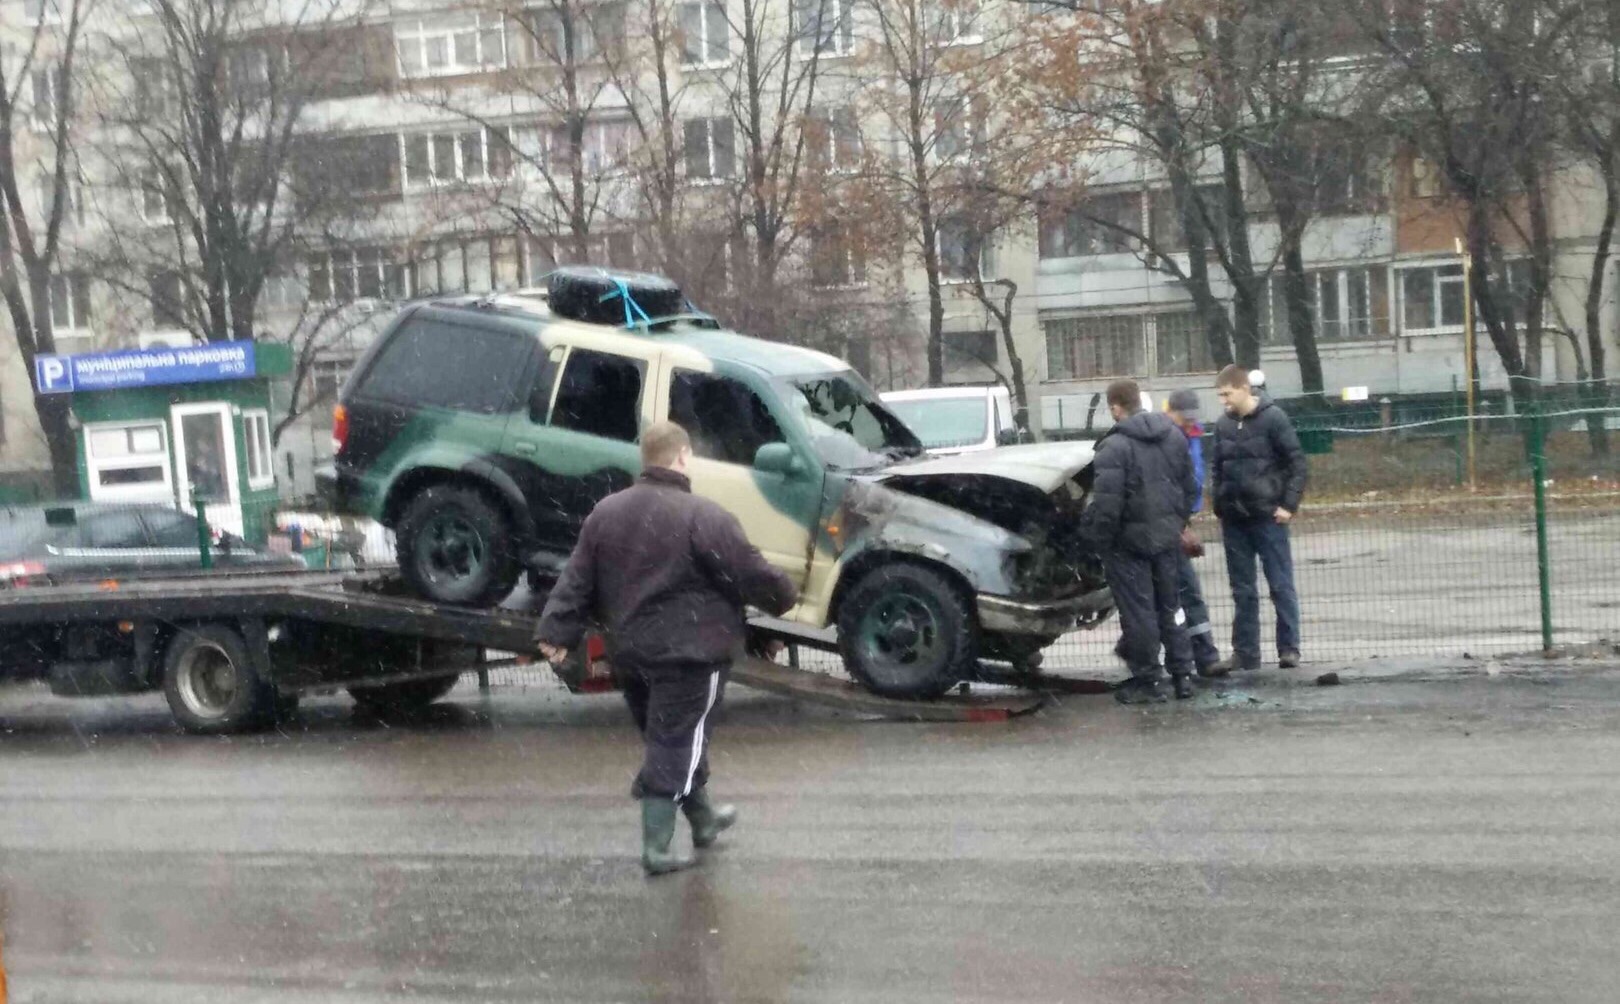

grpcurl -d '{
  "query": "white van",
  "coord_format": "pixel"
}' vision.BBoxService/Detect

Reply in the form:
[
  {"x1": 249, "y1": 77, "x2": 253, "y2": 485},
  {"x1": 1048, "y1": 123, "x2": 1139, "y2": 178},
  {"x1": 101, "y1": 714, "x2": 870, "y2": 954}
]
[{"x1": 881, "y1": 385, "x2": 1021, "y2": 456}]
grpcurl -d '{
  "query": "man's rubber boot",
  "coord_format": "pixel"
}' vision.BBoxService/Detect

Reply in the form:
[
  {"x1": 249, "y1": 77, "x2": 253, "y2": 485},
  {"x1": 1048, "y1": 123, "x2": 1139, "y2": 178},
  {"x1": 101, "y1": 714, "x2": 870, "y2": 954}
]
[
  {"x1": 641, "y1": 799, "x2": 696, "y2": 876},
  {"x1": 1172, "y1": 674, "x2": 1195, "y2": 700},
  {"x1": 682, "y1": 788, "x2": 737, "y2": 849},
  {"x1": 1115, "y1": 677, "x2": 1167, "y2": 705}
]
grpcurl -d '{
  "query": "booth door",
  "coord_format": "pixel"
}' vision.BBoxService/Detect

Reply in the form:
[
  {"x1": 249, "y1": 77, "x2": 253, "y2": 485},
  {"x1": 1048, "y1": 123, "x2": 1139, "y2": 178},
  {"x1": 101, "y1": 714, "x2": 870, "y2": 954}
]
[{"x1": 171, "y1": 403, "x2": 243, "y2": 537}]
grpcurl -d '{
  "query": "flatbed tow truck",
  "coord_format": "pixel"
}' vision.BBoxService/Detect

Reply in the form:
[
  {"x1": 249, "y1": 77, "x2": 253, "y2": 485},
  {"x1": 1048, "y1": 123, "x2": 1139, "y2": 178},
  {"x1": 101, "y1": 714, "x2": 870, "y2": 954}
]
[{"x1": 0, "y1": 570, "x2": 1101, "y2": 734}]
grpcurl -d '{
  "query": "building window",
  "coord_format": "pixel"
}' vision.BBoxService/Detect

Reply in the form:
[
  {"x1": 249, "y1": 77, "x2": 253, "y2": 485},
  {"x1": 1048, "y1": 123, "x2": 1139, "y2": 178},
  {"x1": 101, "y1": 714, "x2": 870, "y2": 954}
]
[
  {"x1": 513, "y1": 119, "x2": 631, "y2": 175},
  {"x1": 84, "y1": 422, "x2": 172, "y2": 499},
  {"x1": 30, "y1": 67, "x2": 61, "y2": 131},
  {"x1": 148, "y1": 270, "x2": 185, "y2": 330},
  {"x1": 1039, "y1": 193, "x2": 1141, "y2": 258},
  {"x1": 931, "y1": 0, "x2": 979, "y2": 44},
  {"x1": 933, "y1": 98, "x2": 984, "y2": 163},
  {"x1": 141, "y1": 167, "x2": 177, "y2": 224},
  {"x1": 1146, "y1": 186, "x2": 1224, "y2": 254},
  {"x1": 395, "y1": 14, "x2": 506, "y2": 79},
  {"x1": 48, "y1": 273, "x2": 91, "y2": 333},
  {"x1": 1263, "y1": 265, "x2": 1393, "y2": 345},
  {"x1": 810, "y1": 226, "x2": 866, "y2": 288},
  {"x1": 311, "y1": 359, "x2": 350, "y2": 404},
  {"x1": 403, "y1": 127, "x2": 513, "y2": 187},
  {"x1": 308, "y1": 247, "x2": 409, "y2": 304},
  {"x1": 807, "y1": 106, "x2": 860, "y2": 169},
  {"x1": 38, "y1": 171, "x2": 85, "y2": 226},
  {"x1": 1400, "y1": 262, "x2": 1467, "y2": 333},
  {"x1": 679, "y1": 1, "x2": 730, "y2": 65},
  {"x1": 527, "y1": 3, "x2": 625, "y2": 63},
  {"x1": 793, "y1": 0, "x2": 853, "y2": 56},
  {"x1": 938, "y1": 216, "x2": 993, "y2": 281},
  {"x1": 944, "y1": 329, "x2": 997, "y2": 372},
  {"x1": 684, "y1": 117, "x2": 735, "y2": 180},
  {"x1": 1044, "y1": 310, "x2": 1208, "y2": 380},
  {"x1": 132, "y1": 59, "x2": 174, "y2": 119},
  {"x1": 243, "y1": 410, "x2": 274, "y2": 489},
  {"x1": 25, "y1": 0, "x2": 62, "y2": 22}
]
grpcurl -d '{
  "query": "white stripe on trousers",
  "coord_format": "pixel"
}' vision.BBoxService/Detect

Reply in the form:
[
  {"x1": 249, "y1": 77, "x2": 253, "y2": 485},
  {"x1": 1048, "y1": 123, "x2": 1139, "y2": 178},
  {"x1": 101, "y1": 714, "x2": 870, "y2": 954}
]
[{"x1": 679, "y1": 670, "x2": 722, "y2": 801}]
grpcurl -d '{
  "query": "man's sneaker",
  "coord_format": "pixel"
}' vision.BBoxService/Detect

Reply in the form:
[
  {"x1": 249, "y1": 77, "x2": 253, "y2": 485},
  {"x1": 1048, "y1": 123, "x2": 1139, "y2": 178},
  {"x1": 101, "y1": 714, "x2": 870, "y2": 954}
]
[
  {"x1": 1172, "y1": 675, "x2": 1195, "y2": 700},
  {"x1": 1209, "y1": 655, "x2": 1261, "y2": 675},
  {"x1": 1278, "y1": 650, "x2": 1302, "y2": 669},
  {"x1": 1115, "y1": 678, "x2": 1167, "y2": 705}
]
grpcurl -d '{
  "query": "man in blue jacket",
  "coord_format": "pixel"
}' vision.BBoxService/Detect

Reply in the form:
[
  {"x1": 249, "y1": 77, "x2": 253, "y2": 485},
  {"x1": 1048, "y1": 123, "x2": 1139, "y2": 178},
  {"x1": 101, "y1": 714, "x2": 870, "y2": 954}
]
[
  {"x1": 1210, "y1": 365, "x2": 1309, "y2": 672},
  {"x1": 1079, "y1": 380, "x2": 1200, "y2": 703},
  {"x1": 1166, "y1": 389, "x2": 1222, "y2": 676}
]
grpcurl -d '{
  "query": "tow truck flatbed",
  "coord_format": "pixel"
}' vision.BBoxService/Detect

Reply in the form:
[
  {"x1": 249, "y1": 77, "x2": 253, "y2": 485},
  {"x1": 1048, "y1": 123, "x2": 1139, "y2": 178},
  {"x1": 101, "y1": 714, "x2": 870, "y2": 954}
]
[{"x1": 0, "y1": 570, "x2": 1048, "y2": 732}]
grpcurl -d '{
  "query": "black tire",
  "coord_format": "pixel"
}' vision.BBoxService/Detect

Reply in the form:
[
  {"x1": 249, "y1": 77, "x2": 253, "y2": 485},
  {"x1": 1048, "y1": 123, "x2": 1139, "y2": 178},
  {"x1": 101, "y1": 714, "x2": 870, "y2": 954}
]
[
  {"x1": 547, "y1": 266, "x2": 686, "y2": 325},
  {"x1": 349, "y1": 673, "x2": 461, "y2": 713},
  {"x1": 162, "y1": 623, "x2": 276, "y2": 734},
  {"x1": 836, "y1": 563, "x2": 978, "y2": 701},
  {"x1": 395, "y1": 485, "x2": 519, "y2": 606}
]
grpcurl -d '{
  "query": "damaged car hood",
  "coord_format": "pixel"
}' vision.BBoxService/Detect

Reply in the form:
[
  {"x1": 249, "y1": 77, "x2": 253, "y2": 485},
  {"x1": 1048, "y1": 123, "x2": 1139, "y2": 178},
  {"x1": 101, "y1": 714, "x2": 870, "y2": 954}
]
[{"x1": 875, "y1": 441, "x2": 1097, "y2": 493}]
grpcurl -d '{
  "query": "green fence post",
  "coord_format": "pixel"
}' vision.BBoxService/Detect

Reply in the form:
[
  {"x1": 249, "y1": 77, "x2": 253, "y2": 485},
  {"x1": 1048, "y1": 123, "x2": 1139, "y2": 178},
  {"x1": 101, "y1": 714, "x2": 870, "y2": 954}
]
[
  {"x1": 1530, "y1": 407, "x2": 1553, "y2": 652},
  {"x1": 193, "y1": 490, "x2": 213, "y2": 571}
]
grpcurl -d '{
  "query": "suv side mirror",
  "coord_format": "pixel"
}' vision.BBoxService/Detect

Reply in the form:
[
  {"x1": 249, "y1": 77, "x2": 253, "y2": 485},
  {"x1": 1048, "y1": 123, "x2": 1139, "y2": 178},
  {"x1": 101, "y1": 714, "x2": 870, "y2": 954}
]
[{"x1": 754, "y1": 442, "x2": 804, "y2": 477}]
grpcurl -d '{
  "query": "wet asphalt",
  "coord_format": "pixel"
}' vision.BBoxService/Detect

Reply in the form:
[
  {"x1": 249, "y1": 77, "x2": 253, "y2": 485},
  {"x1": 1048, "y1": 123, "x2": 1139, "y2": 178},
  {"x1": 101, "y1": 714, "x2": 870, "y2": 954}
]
[{"x1": 3, "y1": 666, "x2": 1620, "y2": 1003}]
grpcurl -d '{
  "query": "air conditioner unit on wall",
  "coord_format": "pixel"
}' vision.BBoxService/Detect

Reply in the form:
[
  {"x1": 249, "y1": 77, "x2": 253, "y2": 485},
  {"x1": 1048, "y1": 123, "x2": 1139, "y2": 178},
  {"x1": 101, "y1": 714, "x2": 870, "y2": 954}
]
[{"x1": 138, "y1": 330, "x2": 195, "y2": 350}]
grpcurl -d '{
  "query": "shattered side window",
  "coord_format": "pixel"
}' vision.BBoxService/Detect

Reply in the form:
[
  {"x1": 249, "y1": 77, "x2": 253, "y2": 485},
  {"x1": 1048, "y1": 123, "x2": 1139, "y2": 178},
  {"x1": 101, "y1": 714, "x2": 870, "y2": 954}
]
[{"x1": 781, "y1": 372, "x2": 922, "y2": 471}]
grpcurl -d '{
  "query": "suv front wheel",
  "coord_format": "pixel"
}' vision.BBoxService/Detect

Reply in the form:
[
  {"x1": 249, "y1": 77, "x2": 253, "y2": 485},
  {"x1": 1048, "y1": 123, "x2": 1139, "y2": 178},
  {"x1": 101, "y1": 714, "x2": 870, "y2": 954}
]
[
  {"x1": 837, "y1": 563, "x2": 978, "y2": 701},
  {"x1": 395, "y1": 485, "x2": 519, "y2": 606}
]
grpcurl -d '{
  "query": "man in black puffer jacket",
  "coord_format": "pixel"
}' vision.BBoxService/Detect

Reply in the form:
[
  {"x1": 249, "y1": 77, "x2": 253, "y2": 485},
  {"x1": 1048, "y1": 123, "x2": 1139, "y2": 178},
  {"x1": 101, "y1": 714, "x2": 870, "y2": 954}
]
[
  {"x1": 1209, "y1": 364, "x2": 1308, "y2": 673},
  {"x1": 1079, "y1": 380, "x2": 1200, "y2": 703}
]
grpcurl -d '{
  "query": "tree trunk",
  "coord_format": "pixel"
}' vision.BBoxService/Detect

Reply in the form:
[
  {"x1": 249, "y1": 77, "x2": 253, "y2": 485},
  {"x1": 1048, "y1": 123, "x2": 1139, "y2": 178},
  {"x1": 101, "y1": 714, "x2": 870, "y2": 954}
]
[
  {"x1": 1583, "y1": 152, "x2": 1616, "y2": 457},
  {"x1": 37, "y1": 394, "x2": 81, "y2": 499},
  {"x1": 1280, "y1": 229, "x2": 1325, "y2": 399}
]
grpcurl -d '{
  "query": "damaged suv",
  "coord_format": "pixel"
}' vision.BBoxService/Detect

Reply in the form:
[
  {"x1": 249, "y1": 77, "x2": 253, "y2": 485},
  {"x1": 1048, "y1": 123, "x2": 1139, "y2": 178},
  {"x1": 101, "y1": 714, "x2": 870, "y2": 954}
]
[{"x1": 321, "y1": 268, "x2": 1112, "y2": 699}]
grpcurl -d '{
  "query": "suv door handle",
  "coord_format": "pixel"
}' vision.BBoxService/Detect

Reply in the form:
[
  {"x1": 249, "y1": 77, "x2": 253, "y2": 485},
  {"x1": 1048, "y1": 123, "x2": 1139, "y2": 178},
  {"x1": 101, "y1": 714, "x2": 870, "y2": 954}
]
[{"x1": 513, "y1": 441, "x2": 538, "y2": 455}]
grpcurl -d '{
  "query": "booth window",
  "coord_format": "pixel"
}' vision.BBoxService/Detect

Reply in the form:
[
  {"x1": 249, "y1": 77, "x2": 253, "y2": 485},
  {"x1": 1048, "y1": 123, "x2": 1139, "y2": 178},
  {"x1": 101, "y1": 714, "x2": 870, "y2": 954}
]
[
  {"x1": 85, "y1": 422, "x2": 172, "y2": 499},
  {"x1": 243, "y1": 410, "x2": 274, "y2": 489}
]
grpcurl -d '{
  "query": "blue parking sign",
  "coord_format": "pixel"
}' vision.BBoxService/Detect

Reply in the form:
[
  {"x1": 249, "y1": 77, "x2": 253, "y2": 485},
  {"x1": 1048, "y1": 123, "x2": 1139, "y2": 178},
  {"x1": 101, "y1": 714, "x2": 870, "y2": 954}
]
[{"x1": 34, "y1": 355, "x2": 74, "y2": 394}]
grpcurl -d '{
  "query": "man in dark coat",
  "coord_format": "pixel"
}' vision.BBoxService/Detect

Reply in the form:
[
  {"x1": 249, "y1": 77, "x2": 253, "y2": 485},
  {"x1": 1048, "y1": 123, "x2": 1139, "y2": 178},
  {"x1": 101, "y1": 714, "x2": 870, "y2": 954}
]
[
  {"x1": 1079, "y1": 380, "x2": 1200, "y2": 703},
  {"x1": 535, "y1": 422, "x2": 800, "y2": 875},
  {"x1": 1209, "y1": 364, "x2": 1308, "y2": 672}
]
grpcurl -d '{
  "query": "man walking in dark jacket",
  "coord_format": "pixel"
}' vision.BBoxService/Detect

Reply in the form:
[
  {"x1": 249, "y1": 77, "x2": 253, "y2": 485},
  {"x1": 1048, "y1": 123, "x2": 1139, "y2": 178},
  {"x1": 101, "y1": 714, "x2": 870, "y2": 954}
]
[
  {"x1": 1080, "y1": 380, "x2": 1200, "y2": 703},
  {"x1": 1209, "y1": 365, "x2": 1308, "y2": 672},
  {"x1": 535, "y1": 422, "x2": 799, "y2": 875}
]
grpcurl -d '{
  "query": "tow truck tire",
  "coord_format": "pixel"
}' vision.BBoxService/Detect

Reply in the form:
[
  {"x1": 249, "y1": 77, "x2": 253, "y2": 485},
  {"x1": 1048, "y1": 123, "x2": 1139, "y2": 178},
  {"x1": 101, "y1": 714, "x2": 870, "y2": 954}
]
[
  {"x1": 395, "y1": 485, "x2": 519, "y2": 607},
  {"x1": 837, "y1": 563, "x2": 978, "y2": 701},
  {"x1": 162, "y1": 624, "x2": 276, "y2": 735},
  {"x1": 348, "y1": 673, "x2": 461, "y2": 713}
]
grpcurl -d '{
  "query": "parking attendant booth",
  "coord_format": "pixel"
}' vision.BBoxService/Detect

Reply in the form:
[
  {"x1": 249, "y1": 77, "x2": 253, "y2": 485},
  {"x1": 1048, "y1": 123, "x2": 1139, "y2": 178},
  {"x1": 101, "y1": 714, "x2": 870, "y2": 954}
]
[{"x1": 33, "y1": 341, "x2": 292, "y2": 544}]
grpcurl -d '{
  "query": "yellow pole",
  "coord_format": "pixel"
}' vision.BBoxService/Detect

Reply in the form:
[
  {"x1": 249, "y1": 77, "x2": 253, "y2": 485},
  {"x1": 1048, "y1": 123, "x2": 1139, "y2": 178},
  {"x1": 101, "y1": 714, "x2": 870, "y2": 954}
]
[{"x1": 1457, "y1": 239, "x2": 1477, "y2": 490}]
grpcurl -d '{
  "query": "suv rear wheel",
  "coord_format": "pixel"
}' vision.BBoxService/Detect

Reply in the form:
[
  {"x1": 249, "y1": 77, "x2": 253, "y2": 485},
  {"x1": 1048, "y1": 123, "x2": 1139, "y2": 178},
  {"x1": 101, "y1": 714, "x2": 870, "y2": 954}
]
[
  {"x1": 837, "y1": 563, "x2": 978, "y2": 701},
  {"x1": 395, "y1": 485, "x2": 519, "y2": 606}
]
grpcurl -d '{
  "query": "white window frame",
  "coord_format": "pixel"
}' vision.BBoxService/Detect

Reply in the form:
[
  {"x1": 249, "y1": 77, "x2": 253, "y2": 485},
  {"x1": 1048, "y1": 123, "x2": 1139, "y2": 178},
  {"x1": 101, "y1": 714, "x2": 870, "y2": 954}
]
[
  {"x1": 395, "y1": 14, "x2": 508, "y2": 79},
  {"x1": 29, "y1": 66, "x2": 60, "y2": 132},
  {"x1": 84, "y1": 421, "x2": 174, "y2": 503},
  {"x1": 678, "y1": 1, "x2": 731, "y2": 67},
  {"x1": 684, "y1": 117, "x2": 733, "y2": 182},
  {"x1": 937, "y1": 218, "x2": 995, "y2": 284},
  {"x1": 527, "y1": 3, "x2": 623, "y2": 64},
  {"x1": 243, "y1": 409, "x2": 275, "y2": 490},
  {"x1": 402, "y1": 127, "x2": 508, "y2": 188},
  {"x1": 48, "y1": 272, "x2": 92, "y2": 334},
  {"x1": 1398, "y1": 261, "x2": 1467, "y2": 336},
  {"x1": 932, "y1": 0, "x2": 980, "y2": 45},
  {"x1": 141, "y1": 168, "x2": 174, "y2": 225},
  {"x1": 809, "y1": 106, "x2": 860, "y2": 171},
  {"x1": 809, "y1": 227, "x2": 867, "y2": 289},
  {"x1": 794, "y1": 0, "x2": 854, "y2": 57}
]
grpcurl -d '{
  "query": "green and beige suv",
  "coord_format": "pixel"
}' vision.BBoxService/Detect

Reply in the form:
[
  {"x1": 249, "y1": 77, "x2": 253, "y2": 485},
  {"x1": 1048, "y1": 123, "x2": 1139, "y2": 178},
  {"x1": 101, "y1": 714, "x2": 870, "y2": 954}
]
[{"x1": 320, "y1": 268, "x2": 1111, "y2": 699}]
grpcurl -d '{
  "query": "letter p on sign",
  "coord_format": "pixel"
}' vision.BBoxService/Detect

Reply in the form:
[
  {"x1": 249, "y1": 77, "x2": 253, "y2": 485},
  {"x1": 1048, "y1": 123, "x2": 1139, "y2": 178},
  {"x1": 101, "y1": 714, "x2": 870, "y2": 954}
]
[{"x1": 34, "y1": 355, "x2": 72, "y2": 394}]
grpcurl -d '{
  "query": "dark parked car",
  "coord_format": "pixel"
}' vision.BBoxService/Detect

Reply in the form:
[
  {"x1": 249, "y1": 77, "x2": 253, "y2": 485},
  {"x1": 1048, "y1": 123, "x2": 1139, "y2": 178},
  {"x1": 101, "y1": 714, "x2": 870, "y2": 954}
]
[{"x1": 0, "y1": 502, "x2": 302, "y2": 588}]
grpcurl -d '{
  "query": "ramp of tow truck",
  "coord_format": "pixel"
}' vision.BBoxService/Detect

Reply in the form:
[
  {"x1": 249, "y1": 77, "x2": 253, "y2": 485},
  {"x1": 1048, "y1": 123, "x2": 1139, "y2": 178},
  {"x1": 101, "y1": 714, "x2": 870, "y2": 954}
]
[{"x1": 728, "y1": 656, "x2": 1046, "y2": 722}]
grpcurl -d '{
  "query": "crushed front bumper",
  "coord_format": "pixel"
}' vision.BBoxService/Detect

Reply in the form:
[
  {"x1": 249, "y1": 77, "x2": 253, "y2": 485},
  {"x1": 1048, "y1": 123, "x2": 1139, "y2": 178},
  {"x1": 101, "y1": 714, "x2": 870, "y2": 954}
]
[{"x1": 977, "y1": 587, "x2": 1114, "y2": 637}]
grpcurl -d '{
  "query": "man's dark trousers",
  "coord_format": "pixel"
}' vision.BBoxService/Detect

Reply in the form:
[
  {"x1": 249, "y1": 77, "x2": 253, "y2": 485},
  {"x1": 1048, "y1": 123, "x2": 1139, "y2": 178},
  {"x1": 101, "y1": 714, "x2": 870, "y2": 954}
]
[
  {"x1": 1177, "y1": 551, "x2": 1221, "y2": 670},
  {"x1": 1105, "y1": 548, "x2": 1194, "y2": 678},
  {"x1": 1222, "y1": 518, "x2": 1301, "y2": 664},
  {"x1": 618, "y1": 660, "x2": 728, "y2": 801}
]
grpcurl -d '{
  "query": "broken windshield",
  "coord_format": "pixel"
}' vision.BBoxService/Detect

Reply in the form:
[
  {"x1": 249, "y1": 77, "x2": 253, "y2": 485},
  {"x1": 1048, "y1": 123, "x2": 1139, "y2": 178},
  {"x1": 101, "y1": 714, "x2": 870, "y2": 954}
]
[{"x1": 779, "y1": 372, "x2": 924, "y2": 471}]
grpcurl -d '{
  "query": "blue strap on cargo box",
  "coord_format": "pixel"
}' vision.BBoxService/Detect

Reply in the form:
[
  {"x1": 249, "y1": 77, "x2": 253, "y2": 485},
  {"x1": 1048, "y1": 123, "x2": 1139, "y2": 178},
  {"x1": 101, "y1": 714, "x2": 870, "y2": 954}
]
[{"x1": 598, "y1": 277, "x2": 654, "y2": 329}]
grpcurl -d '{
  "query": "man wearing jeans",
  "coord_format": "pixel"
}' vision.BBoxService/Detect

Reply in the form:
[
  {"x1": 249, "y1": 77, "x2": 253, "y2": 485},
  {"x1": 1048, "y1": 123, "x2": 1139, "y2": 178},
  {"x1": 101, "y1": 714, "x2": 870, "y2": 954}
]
[{"x1": 1209, "y1": 365, "x2": 1308, "y2": 672}]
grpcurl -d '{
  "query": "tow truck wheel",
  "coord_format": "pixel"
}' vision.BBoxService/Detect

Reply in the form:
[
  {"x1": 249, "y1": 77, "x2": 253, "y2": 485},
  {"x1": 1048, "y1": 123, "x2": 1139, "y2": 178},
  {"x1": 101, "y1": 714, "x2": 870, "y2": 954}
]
[
  {"x1": 348, "y1": 673, "x2": 461, "y2": 714},
  {"x1": 162, "y1": 624, "x2": 276, "y2": 734},
  {"x1": 837, "y1": 563, "x2": 977, "y2": 701}
]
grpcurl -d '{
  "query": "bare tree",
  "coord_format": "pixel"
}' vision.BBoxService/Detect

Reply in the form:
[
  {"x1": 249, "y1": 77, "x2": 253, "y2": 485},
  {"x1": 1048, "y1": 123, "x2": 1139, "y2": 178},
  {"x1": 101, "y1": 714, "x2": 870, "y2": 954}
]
[{"x1": 0, "y1": 0, "x2": 90, "y2": 495}]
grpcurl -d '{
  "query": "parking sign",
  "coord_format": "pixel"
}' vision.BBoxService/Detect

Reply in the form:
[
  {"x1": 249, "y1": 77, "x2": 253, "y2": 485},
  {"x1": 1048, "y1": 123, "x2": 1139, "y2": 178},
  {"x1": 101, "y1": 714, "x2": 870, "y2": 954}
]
[{"x1": 34, "y1": 355, "x2": 74, "y2": 394}]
